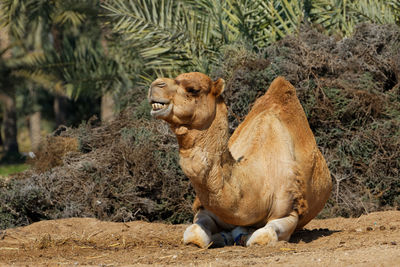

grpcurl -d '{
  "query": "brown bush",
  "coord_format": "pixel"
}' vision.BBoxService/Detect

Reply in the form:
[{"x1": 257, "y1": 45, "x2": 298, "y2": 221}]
[
  {"x1": 0, "y1": 110, "x2": 193, "y2": 229},
  {"x1": 212, "y1": 23, "x2": 400, "y2": 218},
  {"x1": 30, "y1": 136, "x2": 78, "y2": 173}
]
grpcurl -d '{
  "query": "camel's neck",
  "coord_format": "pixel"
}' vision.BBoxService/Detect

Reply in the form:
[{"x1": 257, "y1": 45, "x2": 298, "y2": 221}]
[{"x1": 174, "y1": 100, "x2": 236, "y2": 199}]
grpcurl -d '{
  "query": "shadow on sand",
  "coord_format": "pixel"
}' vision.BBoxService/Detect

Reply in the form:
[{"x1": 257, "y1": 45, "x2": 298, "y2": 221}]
[{"x1": 290, "y1": 228, "x2": 341, "y2": 243}]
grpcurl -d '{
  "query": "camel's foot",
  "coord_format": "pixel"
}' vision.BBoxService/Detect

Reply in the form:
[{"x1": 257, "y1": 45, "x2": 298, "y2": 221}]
[
  {"x1": 183, "y1": 224, "x2": 211, "y2": 248},
  {"x1": 210, "y1": 231, "x2": 234, "y2": 247},
  {"x1": 231, "y1": 226, "x2": 251, "y2": 246},
  {"x1": 245, "y1": 226, "x2": 278, "y2": 247}
]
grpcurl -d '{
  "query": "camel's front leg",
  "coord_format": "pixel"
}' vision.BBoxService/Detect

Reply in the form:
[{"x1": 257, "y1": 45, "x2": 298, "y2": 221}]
[
  {"x1": 184, "y1": 209, "x2": 234, "y2": 248},
  {"x1": 245, "y1": 211, "x2": 298, "y2": 246}
]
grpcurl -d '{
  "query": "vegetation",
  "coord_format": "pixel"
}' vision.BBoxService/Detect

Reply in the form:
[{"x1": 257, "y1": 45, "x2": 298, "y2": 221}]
[
  {"x1": 0, "y1": 1, "x2": 399, "y2": 229},
  {"x1": 102, "y1": 0, "x2": 400, "y2": 76},
  {"x1": 0, "y1": 163, "x2": 28, "y2": 177},
  {"x1": 0, "y1": 0, "x2": 128, "y2": 161}
]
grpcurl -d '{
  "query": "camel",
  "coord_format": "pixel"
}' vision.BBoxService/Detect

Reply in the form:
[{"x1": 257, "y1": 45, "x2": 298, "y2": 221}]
[{"x1": 148, "y1": 72, "x2": 332, "y2": 247}]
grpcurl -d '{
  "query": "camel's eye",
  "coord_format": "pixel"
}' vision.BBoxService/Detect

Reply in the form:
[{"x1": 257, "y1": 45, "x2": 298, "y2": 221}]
[
  {"x1": 156, "y1": 82, "x2": 166, "y2": 87},
  {"x1": 186, "y1": 86, "x2": 200, "y2": 94}
]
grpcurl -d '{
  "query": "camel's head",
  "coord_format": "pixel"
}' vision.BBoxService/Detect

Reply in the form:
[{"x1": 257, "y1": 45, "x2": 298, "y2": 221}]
[{"x1": 148, "y1": 72, "x2": 225, "y2": 129}]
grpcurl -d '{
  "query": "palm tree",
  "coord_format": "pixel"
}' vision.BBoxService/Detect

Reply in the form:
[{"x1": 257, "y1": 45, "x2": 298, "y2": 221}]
[
  {"x1": 0, "y1": 25, "x2": 21, "y2": 161},
  {"x1": 0, "y1": 0, "x2": 126, "y2": 157},
  {"x1": 103, "y1": 0, "x2": 399, "y2": 82},
  {"x1": 310, "y1": 0, "x2": 400, "y2": 36},
  {"x1": 102, "y1": 0, "x2": 227, "y2": 78},
  {"x1": 0, "y1": 72, "x2": 20, "y2": 161}
]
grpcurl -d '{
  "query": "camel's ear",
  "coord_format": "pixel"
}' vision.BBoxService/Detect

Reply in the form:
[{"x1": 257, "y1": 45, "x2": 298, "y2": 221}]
[{"x1": 212, "y1": 78, "x2": 225, "y2": 96}]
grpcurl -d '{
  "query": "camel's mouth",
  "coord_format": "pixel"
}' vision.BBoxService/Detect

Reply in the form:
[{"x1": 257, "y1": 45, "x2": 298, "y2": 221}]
[
  {"x1": 150, "y1": 100, "x2": 172, "y2": 118},
  {"x1": 151, "y1": 102, "x2": 168, "y2": 111}
]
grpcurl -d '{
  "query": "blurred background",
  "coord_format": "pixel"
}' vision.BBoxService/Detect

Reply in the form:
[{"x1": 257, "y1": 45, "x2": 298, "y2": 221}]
[{"x1": 0, "y1": 0, "x2": 399, "y2": 229}]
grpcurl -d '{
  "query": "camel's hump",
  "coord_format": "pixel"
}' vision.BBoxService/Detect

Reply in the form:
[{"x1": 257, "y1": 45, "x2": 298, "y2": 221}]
[
  {"x1": 265, "y1": 76, "x2": 297, "y2": 104},
  {"x1": 228, "y1": 76, "x2": 307, "y2": 154}
]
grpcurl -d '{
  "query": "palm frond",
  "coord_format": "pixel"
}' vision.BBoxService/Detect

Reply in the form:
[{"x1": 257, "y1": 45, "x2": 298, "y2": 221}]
[
  {"x1": 0, "y1": 0, "x2": 29, "y2": 39},
  {"x1": 13, "y1": 69, "x2": 63, "y2": 93},
  {"x1": 102, "y1": 0, "x2": 217, "y2": 75},
  {"x1": 310, "y1": 0, "x2": 399, "y2": 36},
  {"x1": 224, "y1": 0, "x2": 304, "y2": 48},
  {"x1": 351, "y1": 0, "x2": 398, "y2": 25}
]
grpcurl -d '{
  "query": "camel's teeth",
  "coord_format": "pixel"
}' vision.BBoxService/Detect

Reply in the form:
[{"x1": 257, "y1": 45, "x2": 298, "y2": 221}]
[{"x1": 152, "y1": 103, "x2": 166, "y2": 111}]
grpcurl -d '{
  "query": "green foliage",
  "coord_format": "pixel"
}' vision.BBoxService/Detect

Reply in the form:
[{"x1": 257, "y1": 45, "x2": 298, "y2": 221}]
[
  {"x1": 102, "y1": 0, "x2": 304, "y2": 77},
  {"x1": 0, "y1": 0, "x2": 128, "y2": 107},
  {"x1": 102, "y1": 0, "x2": 222, "y2": 77},
  {"x1": 0, "y1": 163, "x2": 28, "y2": 177},
  {"x1": 310, "y1": 0, "x2": 400, "y2": 36},
  {"x1": 224, "y1": 0, "x2": 304, "y2": 48},
  {"x1": 102, "y1": 0, "x2": 400, "y2": 85}
]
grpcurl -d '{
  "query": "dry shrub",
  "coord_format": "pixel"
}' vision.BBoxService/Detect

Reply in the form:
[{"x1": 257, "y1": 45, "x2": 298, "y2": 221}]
[
  {"x1": 0, "y1": 109, "x2": 193, "y2": 229},
  {"x1": 212, "y1": 23, "x2": 400, "y2": 218},
  {"x1": 30, "y1": 135, "x2": 78, "y2": 172}
]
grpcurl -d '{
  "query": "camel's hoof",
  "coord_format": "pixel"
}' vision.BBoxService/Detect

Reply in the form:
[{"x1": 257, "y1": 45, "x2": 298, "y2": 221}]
[
  {"x1": 211, "y1": 231, "x2": 234, "y2": 247},
  {"x1": 183, "y1": 224, "x2": 211, "y2": 248},
  {"x1": 232, "y1": 226, "x2": 250, "y2": 246},
  {"x1": 246, "y1": 226, "x2": 278, "y2": 247}
]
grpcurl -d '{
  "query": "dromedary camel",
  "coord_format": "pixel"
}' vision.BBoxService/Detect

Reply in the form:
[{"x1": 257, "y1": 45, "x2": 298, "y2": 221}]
[{"x1": 148, "y1": 72, "x2": 332, "y2": 247}]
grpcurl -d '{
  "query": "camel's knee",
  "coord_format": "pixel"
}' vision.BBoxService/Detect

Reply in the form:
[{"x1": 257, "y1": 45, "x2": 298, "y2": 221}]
[
  {"x1": 246, "y1": 226, "x2": 278, "y2": 246},
  {"x1": 193, "y1": 210, "x2": 219, "y2": 234},
  {"x1": 183, "y1": 224, "x2": 211, "y2": 248},
  {"x1": 183, "y1": 209, "x2": 222, "y2": 248},
  {"x1": 246, "y1": 211, "x2": 298, "y2": 247}
]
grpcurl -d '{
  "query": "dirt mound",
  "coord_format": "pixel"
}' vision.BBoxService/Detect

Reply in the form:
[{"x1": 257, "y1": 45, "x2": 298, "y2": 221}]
[{"x1": 1, "y1": 211, "x2": 399, "y2": 266}]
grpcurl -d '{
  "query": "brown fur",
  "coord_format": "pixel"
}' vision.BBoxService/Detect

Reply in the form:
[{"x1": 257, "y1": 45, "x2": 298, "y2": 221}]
[{"x1": 149, "y1": 73, "x2": 331, "y2": 231}]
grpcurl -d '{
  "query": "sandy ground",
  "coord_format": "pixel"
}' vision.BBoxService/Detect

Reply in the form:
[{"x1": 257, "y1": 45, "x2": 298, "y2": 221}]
[{"x1": 0, "y1": 211, "x2": 399, "y2": 266}]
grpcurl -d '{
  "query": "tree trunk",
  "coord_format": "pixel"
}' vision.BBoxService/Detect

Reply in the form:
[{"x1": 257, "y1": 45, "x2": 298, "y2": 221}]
[
  {"x1": 0, "y1": 118, "x2": 3, "y2": 147},
  {"x1": 101, "y1": 92, "x2": 115, "y2": 123},
  {"x1": 29, "y1": 111, "x2": 41, "y2": 151},
  {"x1": 51, "y1": 24, "x2": 69, "y2": 127},
  {"x1": 0, "y1": 91, "x2": 20, "y2": 161},
  {"x1": 54, "y1": 95, "x2": 68, "y2": 126},
  {"x1": 99, "y1": 30, "x2": 115, "y2": 123}
]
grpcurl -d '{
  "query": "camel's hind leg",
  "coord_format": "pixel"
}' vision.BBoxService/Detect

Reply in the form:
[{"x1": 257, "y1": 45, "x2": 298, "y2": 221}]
[
  {"x1": 245, "y1": 211, "x2": 298, "y2": 247},
  {"x1": 184, "y1": 209, "x2": 234, "y2": 248}
]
